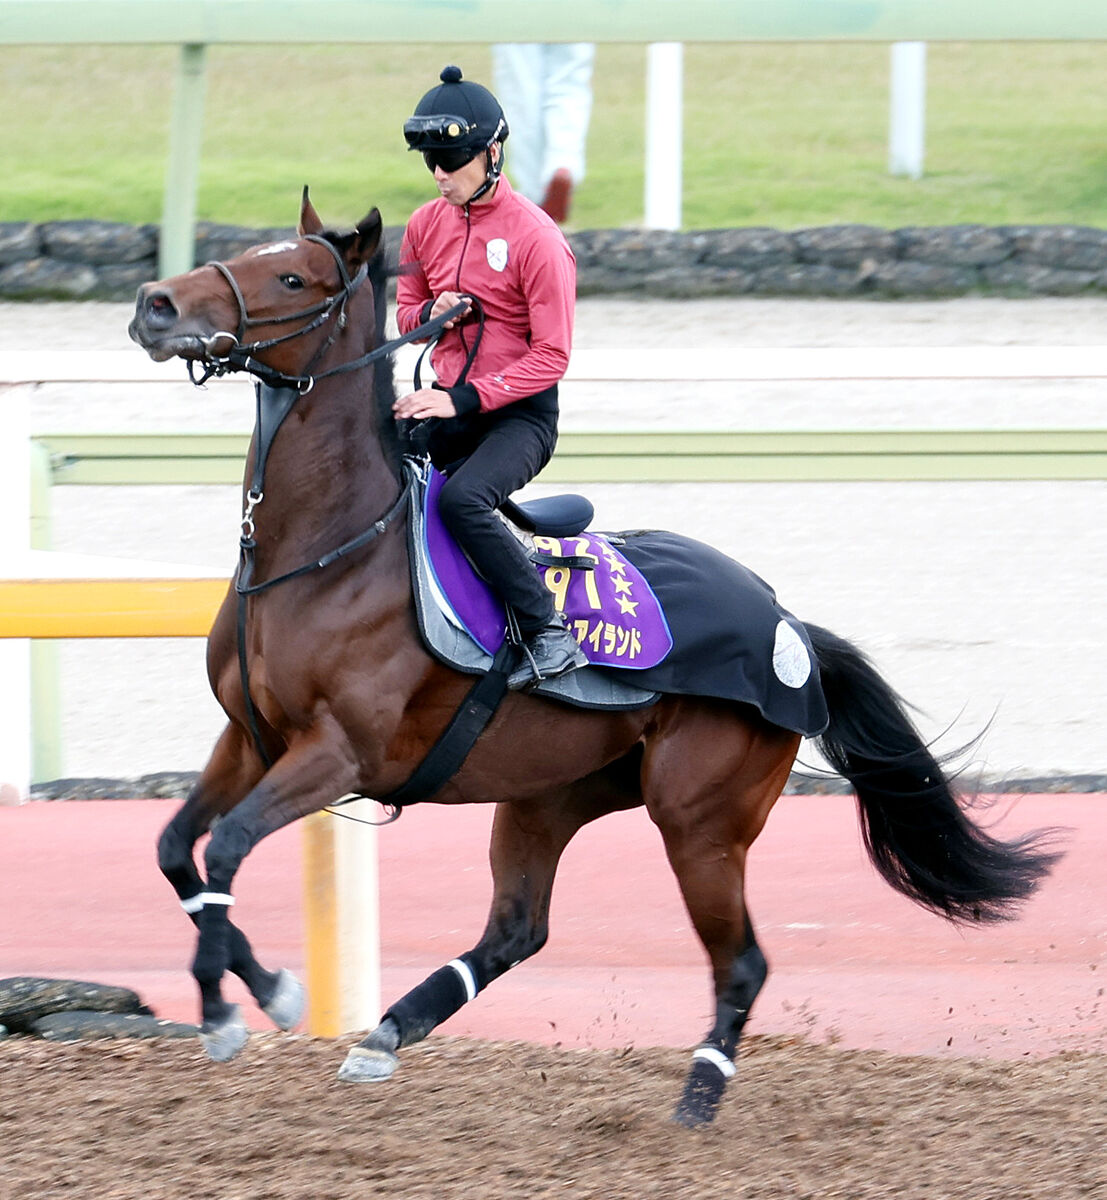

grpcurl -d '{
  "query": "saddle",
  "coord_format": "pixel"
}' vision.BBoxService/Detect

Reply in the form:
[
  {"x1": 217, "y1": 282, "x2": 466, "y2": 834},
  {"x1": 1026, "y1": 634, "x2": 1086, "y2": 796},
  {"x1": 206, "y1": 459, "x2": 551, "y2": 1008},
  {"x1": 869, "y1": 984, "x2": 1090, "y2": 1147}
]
[{"x1": 406, "y1": 459, "x2": 662, "y2": 711}]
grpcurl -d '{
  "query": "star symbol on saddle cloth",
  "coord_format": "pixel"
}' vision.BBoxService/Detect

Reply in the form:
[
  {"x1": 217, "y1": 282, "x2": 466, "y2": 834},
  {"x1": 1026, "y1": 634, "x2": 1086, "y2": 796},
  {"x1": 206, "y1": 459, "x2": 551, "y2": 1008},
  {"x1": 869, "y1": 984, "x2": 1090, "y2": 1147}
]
[
  {"x1": 602, "y1": 547, "x2": 627, "y2": 573},
  {"x1": 612, "y1": 576, "x2": 634, "y2": 596},
  {"x1": 615, "y1": 594, "x2": 639, "y2": 616}
]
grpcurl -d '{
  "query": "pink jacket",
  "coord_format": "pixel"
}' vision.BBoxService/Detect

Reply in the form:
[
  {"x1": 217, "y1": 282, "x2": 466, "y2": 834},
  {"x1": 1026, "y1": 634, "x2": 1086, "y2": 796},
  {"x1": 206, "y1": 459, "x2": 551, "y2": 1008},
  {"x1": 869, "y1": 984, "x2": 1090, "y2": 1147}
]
[{"x1": 396, "y1": 176, "x2": 576, "y2": 414}]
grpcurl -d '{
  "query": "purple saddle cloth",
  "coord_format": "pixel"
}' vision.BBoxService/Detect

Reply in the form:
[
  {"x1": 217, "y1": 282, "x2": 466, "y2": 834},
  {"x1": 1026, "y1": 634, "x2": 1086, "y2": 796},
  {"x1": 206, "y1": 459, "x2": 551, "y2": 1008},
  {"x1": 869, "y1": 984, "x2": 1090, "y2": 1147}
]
[{"x1": 423, "y1": 469, "x2": 673, "y2": 669}]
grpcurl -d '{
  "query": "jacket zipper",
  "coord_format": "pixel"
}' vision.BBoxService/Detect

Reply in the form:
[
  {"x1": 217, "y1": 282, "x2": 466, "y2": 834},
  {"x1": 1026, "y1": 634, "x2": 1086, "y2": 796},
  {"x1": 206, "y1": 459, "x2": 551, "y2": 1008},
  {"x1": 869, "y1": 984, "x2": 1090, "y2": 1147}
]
[{"x1": 454, "y1": 206, "x2": 473, "y2": 371}]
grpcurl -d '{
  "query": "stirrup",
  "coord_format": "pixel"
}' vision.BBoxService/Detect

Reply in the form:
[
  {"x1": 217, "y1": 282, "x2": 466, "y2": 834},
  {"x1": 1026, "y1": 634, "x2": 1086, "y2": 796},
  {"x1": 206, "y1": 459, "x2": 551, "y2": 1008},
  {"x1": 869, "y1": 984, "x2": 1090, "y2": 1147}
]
[{"x1": 513, "y1": 639, "x2": 542, "y2": 689}]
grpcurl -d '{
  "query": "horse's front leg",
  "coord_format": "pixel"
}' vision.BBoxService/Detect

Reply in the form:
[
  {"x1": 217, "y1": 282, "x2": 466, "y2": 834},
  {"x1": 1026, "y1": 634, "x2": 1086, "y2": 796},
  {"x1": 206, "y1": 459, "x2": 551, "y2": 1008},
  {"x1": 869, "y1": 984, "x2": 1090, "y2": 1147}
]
[
  {"x1": 158, "y1": 723, "x2": 305, "y2": 1040},
  {"x1": 340, "y1": 778, "x2": 632, "y2": 1083},
  {"x1": 188, "y1": 727, "x2": 359, "y2": 1061}
]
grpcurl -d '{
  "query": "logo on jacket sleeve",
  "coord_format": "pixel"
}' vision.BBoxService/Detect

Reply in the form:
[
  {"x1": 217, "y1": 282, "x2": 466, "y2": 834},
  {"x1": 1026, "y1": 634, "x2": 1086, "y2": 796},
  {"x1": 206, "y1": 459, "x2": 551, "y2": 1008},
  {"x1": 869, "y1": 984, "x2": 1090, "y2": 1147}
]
[{"x1": 486, "y1": 238, "x2": 509, "y2": 272}]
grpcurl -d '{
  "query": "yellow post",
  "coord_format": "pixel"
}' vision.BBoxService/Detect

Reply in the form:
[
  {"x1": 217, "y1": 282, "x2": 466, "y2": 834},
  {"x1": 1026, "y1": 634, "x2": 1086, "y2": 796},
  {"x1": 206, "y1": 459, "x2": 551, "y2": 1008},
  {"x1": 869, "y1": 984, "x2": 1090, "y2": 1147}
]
[
  {"x1": 301, "y1": 810, "x2": 342, "y2": 1037},
  {"x1": 301, "y1": 802, "x2": 381, "y2": 1037}
]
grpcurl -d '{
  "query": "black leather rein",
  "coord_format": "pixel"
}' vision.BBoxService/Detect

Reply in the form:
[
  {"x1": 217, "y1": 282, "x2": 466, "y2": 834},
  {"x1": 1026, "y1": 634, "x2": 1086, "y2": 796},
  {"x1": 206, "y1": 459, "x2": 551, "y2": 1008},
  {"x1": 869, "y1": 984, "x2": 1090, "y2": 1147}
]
[{"x1": 179, "y1": 237, "x2": 467, "y2": 779}]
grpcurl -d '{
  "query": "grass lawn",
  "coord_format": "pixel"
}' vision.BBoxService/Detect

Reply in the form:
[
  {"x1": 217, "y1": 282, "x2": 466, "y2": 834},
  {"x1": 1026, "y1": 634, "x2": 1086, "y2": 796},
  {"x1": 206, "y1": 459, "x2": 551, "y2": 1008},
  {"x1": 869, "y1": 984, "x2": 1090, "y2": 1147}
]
[{"x1": 2, "y1": 41, "x2": 1105, "y2": 230}]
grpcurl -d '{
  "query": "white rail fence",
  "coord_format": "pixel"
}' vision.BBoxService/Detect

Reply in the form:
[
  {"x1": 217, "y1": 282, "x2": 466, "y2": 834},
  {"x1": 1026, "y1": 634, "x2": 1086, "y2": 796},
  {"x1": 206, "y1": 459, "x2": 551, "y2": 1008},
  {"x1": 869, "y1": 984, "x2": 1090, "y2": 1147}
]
[{"x1": 4, "y1": 344, "x2": 1106, "y2": 387}]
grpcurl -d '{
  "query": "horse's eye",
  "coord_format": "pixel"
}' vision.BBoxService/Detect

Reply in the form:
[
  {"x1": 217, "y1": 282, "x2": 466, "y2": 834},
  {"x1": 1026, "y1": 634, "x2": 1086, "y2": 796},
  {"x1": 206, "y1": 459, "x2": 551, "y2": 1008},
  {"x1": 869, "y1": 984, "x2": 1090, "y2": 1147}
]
[{"x1": 280, "y1": 274, "x2": 305, "y2": 291}]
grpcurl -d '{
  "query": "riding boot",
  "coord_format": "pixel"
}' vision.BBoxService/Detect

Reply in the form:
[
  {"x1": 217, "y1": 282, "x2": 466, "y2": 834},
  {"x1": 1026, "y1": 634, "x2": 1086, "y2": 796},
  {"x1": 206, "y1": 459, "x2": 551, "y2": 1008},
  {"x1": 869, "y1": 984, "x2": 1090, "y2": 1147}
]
[{"x1": 508, "y1": 619, "x2": 588, "y2": 691}]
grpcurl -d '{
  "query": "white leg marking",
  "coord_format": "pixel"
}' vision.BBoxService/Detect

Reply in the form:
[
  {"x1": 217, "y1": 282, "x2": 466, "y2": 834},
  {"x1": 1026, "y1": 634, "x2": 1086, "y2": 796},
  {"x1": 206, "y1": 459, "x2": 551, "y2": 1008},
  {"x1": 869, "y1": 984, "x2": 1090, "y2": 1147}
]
[
  {"x1": 180, "y1": 892, "x2": 235, "y2": 913},
  {"x1": 693, "y1": 1045, "x2": 737, "y2": 1078},
  {"x1": 447, "y1": 958, "x2": 478, "y2": 1003}
]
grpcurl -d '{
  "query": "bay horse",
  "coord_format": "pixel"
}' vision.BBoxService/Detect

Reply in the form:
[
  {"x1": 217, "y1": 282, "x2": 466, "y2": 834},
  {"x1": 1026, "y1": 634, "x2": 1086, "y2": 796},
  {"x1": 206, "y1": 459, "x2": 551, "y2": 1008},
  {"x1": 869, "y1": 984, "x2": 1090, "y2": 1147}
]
[{"x1": 129, "y1": 193, "x2": 1058, "y2": 1127}]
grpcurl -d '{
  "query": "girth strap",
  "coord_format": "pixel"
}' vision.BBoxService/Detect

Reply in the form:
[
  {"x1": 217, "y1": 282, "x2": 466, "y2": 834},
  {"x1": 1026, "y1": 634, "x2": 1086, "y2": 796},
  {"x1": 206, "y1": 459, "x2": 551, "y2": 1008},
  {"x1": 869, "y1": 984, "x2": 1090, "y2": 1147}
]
[
  {"x1": 235, "y1": 445, "x2": 517, "y2": 805},
  {"x1": 374, "y1": 639, "x2": 519, "y2": 810}
]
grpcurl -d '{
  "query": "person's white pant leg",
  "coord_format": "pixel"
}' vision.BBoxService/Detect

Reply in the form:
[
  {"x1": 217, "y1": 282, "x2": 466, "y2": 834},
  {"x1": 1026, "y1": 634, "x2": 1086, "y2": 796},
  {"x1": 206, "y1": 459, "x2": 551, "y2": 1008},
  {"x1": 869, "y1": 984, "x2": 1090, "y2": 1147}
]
[
  {"x1": 540, "y1": 43, "x2": 594, "y2": 190},
  {"x1": 492, "y1": 43, "x2": 546, "y2": 202}
]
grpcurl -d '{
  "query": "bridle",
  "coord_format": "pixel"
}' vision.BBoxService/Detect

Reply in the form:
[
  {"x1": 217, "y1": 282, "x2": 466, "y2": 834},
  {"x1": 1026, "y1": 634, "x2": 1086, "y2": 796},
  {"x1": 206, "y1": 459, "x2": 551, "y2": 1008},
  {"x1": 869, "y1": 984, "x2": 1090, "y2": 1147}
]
[
  {"x1": 189, "y1": 233, "x2": 368, "y2": 391},
  {"x1": 186, "y1": 230, "x2": 473, "y2": 396}
]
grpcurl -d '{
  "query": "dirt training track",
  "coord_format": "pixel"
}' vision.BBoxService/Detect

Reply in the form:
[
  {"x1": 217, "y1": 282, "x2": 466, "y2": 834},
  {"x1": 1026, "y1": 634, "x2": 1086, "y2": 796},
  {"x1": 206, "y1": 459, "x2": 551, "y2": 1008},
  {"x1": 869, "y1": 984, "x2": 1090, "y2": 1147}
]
[{"x1": 1, "y1": 793, "x2": 1105, "y2": 1200}]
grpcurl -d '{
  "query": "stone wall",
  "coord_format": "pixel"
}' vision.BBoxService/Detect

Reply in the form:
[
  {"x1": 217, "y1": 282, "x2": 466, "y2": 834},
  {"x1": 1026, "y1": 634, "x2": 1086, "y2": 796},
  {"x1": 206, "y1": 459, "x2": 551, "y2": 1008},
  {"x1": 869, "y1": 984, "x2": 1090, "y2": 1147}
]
[{"x1": 2, "y1": 218, "x2": 1106, "y2": 301}]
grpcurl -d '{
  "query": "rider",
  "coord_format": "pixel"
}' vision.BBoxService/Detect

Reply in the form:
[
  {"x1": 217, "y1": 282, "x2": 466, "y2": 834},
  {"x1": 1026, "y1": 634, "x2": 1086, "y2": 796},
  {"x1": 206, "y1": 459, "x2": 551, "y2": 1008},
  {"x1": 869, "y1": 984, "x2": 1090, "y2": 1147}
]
[{"x1": 394, "y1": 65, "x2": 587, "y2": 690}]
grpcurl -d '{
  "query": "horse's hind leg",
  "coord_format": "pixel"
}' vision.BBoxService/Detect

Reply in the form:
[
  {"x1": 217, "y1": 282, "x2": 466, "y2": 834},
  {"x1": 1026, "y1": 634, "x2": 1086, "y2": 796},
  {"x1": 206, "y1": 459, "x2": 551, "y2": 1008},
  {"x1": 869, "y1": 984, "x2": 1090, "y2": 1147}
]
[
  {"x1": 340, "y1": 766, "x2": 639, "y2": 1083},
  {"x1": 641, "y1": 700, "x2": 800, "y2": 1127},
  {"x1": 157, "y1": 724, "x2": 304, "y2": 1043}
]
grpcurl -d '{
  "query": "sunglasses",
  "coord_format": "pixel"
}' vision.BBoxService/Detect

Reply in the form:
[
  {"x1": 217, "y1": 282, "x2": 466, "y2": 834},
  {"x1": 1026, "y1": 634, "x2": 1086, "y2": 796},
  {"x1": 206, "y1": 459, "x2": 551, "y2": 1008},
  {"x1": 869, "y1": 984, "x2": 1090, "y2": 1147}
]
[{"x1": 422, "y1": 147, "x2": 479, "y2": 174}]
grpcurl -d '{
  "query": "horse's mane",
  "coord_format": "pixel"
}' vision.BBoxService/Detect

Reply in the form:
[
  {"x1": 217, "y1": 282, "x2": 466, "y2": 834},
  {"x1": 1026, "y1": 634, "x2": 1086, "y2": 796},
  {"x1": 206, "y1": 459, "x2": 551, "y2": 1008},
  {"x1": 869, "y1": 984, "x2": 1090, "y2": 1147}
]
[
  {"x1": 314, "y1": 227, "x2": 411, "y2": 478},
  {"x1": 365, "y1": 237, "x2": 407, "y2": 478}
]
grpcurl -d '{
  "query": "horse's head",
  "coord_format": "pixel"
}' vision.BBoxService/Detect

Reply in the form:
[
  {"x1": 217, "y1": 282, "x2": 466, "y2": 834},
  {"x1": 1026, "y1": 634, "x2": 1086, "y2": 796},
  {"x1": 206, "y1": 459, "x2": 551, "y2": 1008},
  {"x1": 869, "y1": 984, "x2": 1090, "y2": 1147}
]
[{"x1": 129, "y1": 190, "x2": 383, "y2": 385}]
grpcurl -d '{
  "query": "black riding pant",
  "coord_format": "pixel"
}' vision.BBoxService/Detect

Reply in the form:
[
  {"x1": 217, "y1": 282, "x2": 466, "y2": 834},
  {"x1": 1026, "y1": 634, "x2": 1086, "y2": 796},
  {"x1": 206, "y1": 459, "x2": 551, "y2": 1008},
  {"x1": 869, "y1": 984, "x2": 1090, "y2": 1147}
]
[{"x1": 434, "y1": 413, "x2": 558, "y2": 636}]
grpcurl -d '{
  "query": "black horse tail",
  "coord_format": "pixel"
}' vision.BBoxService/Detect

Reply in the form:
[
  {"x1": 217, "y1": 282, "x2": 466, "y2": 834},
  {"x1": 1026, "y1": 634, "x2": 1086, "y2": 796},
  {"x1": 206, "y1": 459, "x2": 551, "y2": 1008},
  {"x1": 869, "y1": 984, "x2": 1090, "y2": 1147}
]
[{"x1": 804, "y1": 623, "x2": 1062, "y2": 924}]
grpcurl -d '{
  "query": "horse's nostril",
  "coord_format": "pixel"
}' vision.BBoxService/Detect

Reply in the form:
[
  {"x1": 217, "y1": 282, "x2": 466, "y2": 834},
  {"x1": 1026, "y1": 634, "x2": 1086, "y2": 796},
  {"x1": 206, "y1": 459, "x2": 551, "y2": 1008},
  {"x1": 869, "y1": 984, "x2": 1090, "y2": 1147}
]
[{"x1": 144, "y1": 289, "x2": 178, "y2": 327}]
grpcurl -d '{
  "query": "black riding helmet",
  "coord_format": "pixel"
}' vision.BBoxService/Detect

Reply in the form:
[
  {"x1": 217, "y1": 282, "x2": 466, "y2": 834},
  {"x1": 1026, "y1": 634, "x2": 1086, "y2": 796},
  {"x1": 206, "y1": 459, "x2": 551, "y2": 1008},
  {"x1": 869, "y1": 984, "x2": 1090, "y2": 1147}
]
[{"x1": 404, "y1": 65, "x2": 509, "y2": 200}]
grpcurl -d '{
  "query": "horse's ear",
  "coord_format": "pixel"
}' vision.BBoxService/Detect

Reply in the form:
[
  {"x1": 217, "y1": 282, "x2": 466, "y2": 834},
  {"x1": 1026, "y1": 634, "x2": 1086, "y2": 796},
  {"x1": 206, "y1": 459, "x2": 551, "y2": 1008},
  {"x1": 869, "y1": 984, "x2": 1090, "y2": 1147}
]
[
  {"x1": 352, "y1": 207, "x2": 383, "y2": 263},
  {"x1": 298, "y1": 185, "x2": 324, "y2": 236}
]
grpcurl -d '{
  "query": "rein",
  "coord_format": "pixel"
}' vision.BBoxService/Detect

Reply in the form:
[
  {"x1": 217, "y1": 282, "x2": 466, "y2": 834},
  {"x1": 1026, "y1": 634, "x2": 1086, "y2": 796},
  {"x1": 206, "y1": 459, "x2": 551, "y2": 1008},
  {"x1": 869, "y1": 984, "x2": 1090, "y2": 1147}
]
[
  {"x1": 183, "y1": 237, "x2": 467, "y2": 784},
  {"x1": 235, "y1": 390, "x2": 414, "y2": 601}
]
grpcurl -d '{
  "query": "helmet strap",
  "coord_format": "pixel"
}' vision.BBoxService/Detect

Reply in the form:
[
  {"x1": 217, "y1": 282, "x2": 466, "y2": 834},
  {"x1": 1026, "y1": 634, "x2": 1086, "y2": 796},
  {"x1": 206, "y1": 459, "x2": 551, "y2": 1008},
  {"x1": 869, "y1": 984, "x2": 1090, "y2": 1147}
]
[{"x1": 465, "y1": 143, "x2": 503, "y2": 205}]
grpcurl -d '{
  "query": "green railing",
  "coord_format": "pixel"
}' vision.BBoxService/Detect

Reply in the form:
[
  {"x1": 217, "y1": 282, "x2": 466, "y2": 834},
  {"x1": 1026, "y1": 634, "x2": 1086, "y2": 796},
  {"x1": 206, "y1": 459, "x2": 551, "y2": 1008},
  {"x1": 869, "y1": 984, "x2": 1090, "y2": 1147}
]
[
  {"x1": 15, "y1": 328, "x2": 1107, "y2": 783},
  {"x1": 19, "y1": 421, "x2": 1107, "y2": 783},
  {"x1": 4, "y1": 1, "x2": 1105, "y2": 45},
  {"x1": 34, "y1": 428, "x2": 1107, "y2": 489}
]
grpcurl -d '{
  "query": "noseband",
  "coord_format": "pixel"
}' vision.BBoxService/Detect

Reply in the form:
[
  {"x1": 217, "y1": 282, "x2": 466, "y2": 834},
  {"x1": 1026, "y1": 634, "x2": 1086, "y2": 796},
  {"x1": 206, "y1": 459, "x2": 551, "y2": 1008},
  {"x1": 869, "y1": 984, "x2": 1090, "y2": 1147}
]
[{"x1": 190, "y1": 234, "x2": 367, "y2": 390}]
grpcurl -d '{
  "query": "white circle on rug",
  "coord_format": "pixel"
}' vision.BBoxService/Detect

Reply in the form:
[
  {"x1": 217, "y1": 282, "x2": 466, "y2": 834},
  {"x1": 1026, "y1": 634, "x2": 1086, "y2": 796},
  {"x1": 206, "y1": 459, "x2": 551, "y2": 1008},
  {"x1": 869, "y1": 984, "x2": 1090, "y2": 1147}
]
[{"x1": 772, "y1": 619, "x2": 811, "y2": 688}]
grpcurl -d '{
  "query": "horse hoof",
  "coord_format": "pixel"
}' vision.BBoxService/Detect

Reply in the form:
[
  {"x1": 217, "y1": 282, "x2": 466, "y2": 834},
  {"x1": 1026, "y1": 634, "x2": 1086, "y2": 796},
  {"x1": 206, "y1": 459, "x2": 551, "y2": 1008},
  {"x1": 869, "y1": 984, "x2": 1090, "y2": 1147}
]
[
  {"x1": 672, "y1": 1101, "x2": 715, "y2": 1129},
  {"x1": 672, "y1": 1053, "x2": 730, "y2": 1127},
  {"x1": 200, "y1": 1005, "x2": 249, "y2": 1062},
  {"x1": 337, "y1": 1045, "x2": 400, "y2": 1083},
  {"x1": 262, "y1": 969, "x2": 305, "y2": 1031}
]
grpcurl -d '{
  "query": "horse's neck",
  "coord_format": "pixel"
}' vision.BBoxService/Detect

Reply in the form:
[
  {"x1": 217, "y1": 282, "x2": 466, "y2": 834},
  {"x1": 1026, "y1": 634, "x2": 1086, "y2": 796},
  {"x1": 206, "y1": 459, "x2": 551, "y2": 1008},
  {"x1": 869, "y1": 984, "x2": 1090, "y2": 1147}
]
[{"x1": 244, "y1": 374, "x2": 402, "y2": 575}]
